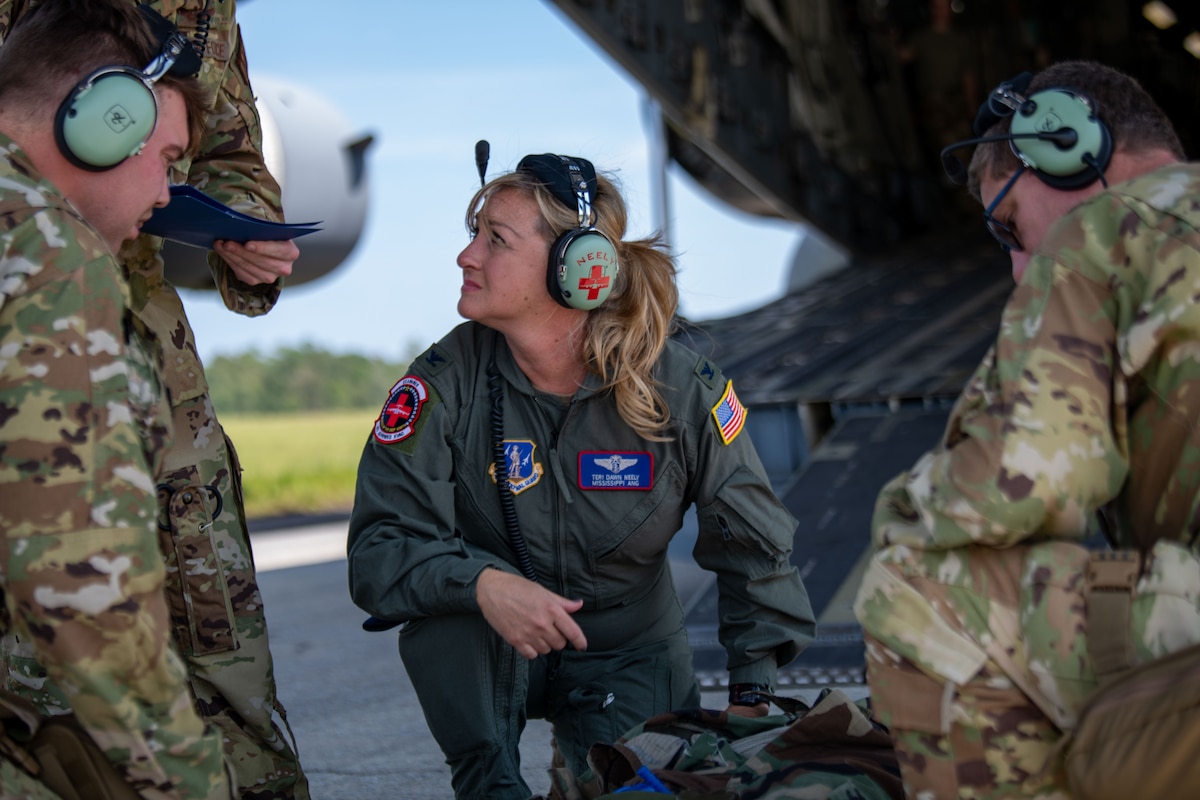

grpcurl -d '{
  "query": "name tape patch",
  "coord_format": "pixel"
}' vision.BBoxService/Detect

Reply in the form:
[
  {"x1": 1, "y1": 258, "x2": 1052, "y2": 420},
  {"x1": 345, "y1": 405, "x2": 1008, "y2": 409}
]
[{"x1": 578, "y1": 451, "x2": 653, "y2": 490}]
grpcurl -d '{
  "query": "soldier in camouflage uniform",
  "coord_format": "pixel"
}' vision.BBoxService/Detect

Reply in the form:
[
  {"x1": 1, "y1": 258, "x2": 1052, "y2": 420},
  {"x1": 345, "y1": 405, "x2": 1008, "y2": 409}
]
[
  {"x1": 0, "y1": 1, "x2": 230, "y2": 797},
  {"x1": 854, "y1": 61, "x2": 1200, "y2": 798},
  {"x1": 0, "y1": 2, "x2": 309, "y2": 798}
]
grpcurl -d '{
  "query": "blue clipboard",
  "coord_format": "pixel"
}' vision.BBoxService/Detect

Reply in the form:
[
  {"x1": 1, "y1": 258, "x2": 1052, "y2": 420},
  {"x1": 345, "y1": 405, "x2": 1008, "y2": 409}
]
[{"x1": 141, "y1": 184, "x2": 322, "y2": 249}]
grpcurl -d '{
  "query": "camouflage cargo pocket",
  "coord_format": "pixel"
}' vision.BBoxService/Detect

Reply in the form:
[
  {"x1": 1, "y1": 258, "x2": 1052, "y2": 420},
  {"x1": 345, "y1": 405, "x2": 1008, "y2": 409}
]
[
  {"x1": 863, "y1": 644, "x2": 949, "y2": 735},
  {"x1": 157, "y1": 466, "x2": 239, "y2": 656}
]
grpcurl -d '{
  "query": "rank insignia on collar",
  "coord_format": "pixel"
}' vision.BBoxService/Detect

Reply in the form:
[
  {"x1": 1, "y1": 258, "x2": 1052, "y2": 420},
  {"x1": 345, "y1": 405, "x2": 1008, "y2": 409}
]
[
  {"x1": 374, "y1": 376, "x2": 428, "y2": 444},
  {"x1": 488, "y1": 439, "x2": 544, "y2": 494},
  {"x1": 711, "y1": 380, "x2": 747, "y2": 445}
]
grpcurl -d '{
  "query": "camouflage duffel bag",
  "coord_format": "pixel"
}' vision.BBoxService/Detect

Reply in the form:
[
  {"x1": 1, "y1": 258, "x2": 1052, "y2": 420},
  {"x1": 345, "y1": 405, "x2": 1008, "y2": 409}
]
[{"x1": 543, "y1": 688, "x2": 903, "y2": 799}]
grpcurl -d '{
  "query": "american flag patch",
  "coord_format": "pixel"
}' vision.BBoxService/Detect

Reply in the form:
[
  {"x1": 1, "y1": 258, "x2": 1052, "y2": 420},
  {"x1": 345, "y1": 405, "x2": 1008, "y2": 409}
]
[{"x1": 711, "y1": 380, "x2": 747, "y2": 445}]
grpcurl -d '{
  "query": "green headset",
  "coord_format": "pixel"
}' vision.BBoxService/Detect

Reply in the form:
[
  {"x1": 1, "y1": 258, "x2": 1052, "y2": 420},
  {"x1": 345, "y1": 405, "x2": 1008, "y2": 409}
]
[
  {"x1": 517, "y1": 153, "x2": 620, "y2": 311},
  {"x1": 54, "y1": 13, "x2": 190, "y2": 172},
  {"x1": 942, "y1": 72, "x2": 1113, "y2": 190}
]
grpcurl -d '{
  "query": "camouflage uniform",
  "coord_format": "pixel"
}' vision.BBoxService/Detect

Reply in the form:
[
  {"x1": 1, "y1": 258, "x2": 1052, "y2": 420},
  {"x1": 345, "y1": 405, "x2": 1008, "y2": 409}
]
[
  {"x1": 854, "y1": 163, "x2": 1200, "y2": 798},
  {"x1": 0, "y1": 3, "x2": 308, "y2": 798},
  {"x1": 0, "y1": 134, "x2": 230, "y2": 798}
]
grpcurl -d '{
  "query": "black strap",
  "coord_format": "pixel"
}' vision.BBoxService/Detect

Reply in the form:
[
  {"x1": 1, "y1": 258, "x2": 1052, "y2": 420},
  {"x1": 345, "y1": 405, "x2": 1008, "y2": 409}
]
[{"x1": 488, "y1": 342, "x2": 539, "y2": 584}]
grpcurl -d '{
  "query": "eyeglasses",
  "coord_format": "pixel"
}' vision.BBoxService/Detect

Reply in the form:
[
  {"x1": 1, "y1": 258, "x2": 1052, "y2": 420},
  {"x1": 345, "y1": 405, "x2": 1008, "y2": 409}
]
[{"x1": 983, "y1": 165, "x2": 1026, "y2": 253}]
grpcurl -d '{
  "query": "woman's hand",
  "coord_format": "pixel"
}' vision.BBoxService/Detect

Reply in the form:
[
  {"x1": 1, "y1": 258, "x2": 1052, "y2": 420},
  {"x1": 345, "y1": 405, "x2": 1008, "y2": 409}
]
[{"x1": 476, "y1": 568, "x2": 588, "y2": 660}]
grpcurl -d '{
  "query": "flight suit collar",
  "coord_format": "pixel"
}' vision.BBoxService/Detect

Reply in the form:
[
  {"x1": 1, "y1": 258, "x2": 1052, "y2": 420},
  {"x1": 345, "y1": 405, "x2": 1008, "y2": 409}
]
[{"x1": 490, "y1": 328, "x2": 605, "y2": 401}]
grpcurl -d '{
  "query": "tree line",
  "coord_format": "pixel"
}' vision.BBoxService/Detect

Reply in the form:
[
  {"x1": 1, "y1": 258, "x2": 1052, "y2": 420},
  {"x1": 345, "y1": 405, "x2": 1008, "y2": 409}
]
[{"x1": 205, "y1": 343, "x2": 413, "y2": 414}]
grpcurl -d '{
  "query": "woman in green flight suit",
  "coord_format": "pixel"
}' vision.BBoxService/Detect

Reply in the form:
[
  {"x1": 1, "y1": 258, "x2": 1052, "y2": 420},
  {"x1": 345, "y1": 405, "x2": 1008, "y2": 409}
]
[{"x1": 347, "y1": 153, "x2": 815, "y2": 800}]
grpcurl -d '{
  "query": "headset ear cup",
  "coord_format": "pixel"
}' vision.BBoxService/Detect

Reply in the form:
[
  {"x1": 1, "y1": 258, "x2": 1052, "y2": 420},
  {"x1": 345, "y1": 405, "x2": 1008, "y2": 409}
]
[
  {"x1": 55, "y1": 69, "x2": 158, "y2": 171},
  {"x1": 547, "y1": 229, "x2": 619, "y2": 311},
  {"x1": 1009, "y1": 88, "x2": 1112, "y2": 190}
]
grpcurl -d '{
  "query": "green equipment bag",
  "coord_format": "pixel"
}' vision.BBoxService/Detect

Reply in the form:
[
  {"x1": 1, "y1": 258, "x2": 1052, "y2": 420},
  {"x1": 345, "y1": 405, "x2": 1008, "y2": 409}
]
[
  {"x1": 543, "y1": 688, "x2": 903, "y2": 800},
  {"x1": 1055, "y1": 550, "x2": 1200, "y2": 799}
]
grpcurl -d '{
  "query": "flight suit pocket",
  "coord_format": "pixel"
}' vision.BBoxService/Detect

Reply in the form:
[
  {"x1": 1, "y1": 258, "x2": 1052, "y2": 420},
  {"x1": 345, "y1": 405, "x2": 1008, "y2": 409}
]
[
  {"x1": 695, "y1": 466, "x2": 793, "y2": 580},
  {"x1": 590, "y1": 462, "x2": 685, "y2": 606},
  {"x1": 558, "y1": 681, "x2": 620, "y2": 764},
  {"x1": 158, "y1": 466, "x2": 238, "y2": 657}
]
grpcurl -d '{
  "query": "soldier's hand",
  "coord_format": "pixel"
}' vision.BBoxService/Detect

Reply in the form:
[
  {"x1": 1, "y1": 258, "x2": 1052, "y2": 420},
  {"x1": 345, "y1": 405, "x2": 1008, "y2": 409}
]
[
  {"x1": 214, "y1": 238, "x2": 297, "y2": 285},
  {"x1": 476, "y1": 568, "x2": 588, "y2": 659}
]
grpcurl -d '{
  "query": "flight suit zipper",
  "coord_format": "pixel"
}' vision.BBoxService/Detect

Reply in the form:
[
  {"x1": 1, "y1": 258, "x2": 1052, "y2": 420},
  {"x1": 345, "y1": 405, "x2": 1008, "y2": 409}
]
[{"x1": 546, "y1": 398, "x2": 579, "y2": 683}]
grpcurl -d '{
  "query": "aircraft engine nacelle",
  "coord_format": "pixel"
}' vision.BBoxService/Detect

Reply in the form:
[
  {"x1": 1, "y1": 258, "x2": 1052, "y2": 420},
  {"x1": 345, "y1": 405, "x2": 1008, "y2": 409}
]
[{"x1": 163, "y1": 75, "x2": 374, "y2": 289}]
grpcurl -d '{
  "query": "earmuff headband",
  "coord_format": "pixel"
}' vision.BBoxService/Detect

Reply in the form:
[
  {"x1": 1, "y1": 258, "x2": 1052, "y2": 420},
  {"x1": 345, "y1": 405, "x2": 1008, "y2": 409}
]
[
  {"x1": 517, "y1": 153, "x2": 598, "y2": 223},
  {"x1": 55, "y1": 14, "x2": 188, "y2": 171},
  {"x1": 941, "y1": 73, "x2": 1113, "y2": 191}
]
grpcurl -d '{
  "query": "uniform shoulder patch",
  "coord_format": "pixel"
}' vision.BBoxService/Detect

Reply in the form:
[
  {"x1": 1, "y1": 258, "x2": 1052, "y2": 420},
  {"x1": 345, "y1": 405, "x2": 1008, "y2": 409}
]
[
  {"x1": 374, "y1": 376, "x2": 429, "y2": 444},
  {"x1": 710, "y1": 380, "x2": 747, "y2": 445}
]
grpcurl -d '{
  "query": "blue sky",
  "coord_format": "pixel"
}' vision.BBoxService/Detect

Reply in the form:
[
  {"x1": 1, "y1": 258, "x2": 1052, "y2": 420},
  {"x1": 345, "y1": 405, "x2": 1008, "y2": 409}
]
[{"x1": 179, "y1": 0, "x2": 805, "y2": 363}]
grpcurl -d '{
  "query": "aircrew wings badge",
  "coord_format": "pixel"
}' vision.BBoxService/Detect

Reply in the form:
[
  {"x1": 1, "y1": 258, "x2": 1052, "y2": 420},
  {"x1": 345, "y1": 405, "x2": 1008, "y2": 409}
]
[
  {"x1": 374, "y1": 376, "x2": 428, "y2": 444},
  {"x1": 710, "y1": 380, "x2": 747, "y2": 445}
]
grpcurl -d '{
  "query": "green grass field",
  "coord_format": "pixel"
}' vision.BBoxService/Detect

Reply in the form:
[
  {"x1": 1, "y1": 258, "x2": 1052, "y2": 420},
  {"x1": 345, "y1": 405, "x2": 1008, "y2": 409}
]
[{"x1": 221, "y1": 408, "x2": 378, "y2": 519}]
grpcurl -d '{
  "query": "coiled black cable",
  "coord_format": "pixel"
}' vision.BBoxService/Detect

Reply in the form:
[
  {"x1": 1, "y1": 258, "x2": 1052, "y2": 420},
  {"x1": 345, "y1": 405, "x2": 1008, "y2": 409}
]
[
  {"x1": 191, "y1": 1, "x2": 211, "y2": 59},
  {"x1": 488, "y1": 356, "x2": 540, "y2": 584}
]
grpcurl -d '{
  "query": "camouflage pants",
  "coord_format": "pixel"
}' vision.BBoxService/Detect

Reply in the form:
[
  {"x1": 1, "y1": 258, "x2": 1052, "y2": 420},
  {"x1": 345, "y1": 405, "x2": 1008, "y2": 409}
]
[
  {"x1": 156, "y1": 391, "x2": 309, "y2": 800},
  {"x1": 142, "y1": 274, "x2": 307, "y2": 797},
  {"x1": 855, "y1": 539, "x2": 1200, "y2": 800}
]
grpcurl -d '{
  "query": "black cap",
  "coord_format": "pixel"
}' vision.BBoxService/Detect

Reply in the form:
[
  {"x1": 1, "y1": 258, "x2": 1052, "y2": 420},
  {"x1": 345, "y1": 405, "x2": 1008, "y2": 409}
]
[{"x1": 516, "y1": 153, "x2": 597, "y2": 212}]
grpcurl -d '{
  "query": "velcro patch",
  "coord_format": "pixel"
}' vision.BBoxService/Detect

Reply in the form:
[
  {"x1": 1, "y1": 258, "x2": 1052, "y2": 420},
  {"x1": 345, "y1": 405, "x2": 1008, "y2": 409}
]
[
  {"x1": 488, "y1": 440, "x2": 544, "y2": 494},
  {"x1": 710, "y1": 380, "x2": 747, "y2": 445},
  {"x1": 374, "y1": 376, "x2": 428, "y2": 444},
  {"x1": 578, "y1": 451, "x2": 654, "y2": 490}
]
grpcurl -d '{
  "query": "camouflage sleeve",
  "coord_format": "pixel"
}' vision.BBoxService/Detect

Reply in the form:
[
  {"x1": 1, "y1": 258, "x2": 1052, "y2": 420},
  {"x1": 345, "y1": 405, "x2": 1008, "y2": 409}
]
[
  {"x1": 185, "y1": 7, "x2": 284, "y2": 317},
  {"x1": 0, "y1": 212, "x2": 229, "y2": 798},
  {"x1": 872, "y1": 197, "x2": 1135, "y2": 551},
  {"x1": 0, "y1": 0, "x2": 33, "y2": 39},
  {"x1": 7, "y1": 530, "x2": 231, "y2": 799},
  {"x1": 0, "y1": 0, "x2": 18, "y2": 38}
]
